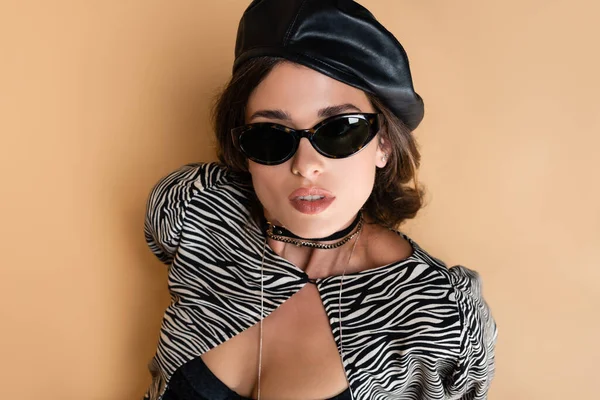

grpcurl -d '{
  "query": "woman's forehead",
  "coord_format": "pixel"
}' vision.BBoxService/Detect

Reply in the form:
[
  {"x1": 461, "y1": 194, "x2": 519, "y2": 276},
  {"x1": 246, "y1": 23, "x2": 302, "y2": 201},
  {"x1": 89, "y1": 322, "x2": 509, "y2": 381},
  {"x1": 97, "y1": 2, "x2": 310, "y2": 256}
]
[{"x1": 246, "y1": 62, "x2": 373, "y2": 121}]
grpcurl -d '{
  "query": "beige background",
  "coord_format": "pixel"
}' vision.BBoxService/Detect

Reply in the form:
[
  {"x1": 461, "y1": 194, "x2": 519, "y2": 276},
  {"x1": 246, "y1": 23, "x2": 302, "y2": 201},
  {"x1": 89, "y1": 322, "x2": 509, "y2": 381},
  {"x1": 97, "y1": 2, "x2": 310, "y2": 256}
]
[{"x1": 1, "y1": 0, "x2": 598, "y2": 399}]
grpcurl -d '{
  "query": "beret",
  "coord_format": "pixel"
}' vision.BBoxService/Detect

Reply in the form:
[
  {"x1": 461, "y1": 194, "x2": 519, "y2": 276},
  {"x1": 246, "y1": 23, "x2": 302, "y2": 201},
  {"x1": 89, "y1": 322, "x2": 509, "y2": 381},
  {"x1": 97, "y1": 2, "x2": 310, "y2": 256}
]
[{"x1": 233, "y1": 0, "x2": 425, "y2": 131}]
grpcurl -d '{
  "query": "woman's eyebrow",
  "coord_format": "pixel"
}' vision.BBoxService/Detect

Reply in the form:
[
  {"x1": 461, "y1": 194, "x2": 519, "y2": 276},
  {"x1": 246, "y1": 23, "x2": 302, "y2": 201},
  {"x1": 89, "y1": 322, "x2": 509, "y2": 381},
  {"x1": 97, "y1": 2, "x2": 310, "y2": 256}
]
[
  {"x1": 248, "y1": 103, "x2": 362, "y2": 122},
  {"x1": 249, "y1": 109, "x2": 291, "y2": 121},
  {"x1": 318, "y1": 103, "x2": 362, "y2": 118}
]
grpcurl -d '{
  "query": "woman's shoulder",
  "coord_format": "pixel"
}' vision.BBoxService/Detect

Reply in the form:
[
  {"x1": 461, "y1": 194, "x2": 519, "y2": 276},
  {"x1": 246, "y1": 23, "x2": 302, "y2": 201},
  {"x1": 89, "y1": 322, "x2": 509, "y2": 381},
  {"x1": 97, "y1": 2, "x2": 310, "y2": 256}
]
[
  {"x1": 353, "y1": 227, "x2": 497, "y2": 397},
  {"x1": 146, "y1": 162, "x2": 252, "y2": 206},
  {"x1": 143, "y1": 162, "x2": 251, "y2": 264},
  {"x1": 359, "y1": 223, "x2": 414, "y2": 271},
  {"x1": 366, "y1": 227, "x2": 497, "y2": 352},
  {"x1": 149, "y1": 162, "x2": 231, "y2": 192},
  {"x1": 395, "y1": 234, "x2": 498, "y2": 397}
]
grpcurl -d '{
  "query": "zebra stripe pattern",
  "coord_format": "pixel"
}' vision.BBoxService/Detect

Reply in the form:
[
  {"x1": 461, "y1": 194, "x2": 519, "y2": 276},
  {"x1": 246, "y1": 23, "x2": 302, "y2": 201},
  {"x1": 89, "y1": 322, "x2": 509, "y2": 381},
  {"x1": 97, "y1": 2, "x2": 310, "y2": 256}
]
[{"x1": 143, "y1": 163, "x2": 497, "y2": 400}]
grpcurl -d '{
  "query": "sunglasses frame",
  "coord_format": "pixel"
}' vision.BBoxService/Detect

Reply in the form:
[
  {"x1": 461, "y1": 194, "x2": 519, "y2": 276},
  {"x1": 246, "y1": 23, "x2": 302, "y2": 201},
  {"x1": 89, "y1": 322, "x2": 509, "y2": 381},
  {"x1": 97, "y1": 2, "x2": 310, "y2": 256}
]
[{"x1": 231, "y1": 112, "x2": 381, "y2": 166}]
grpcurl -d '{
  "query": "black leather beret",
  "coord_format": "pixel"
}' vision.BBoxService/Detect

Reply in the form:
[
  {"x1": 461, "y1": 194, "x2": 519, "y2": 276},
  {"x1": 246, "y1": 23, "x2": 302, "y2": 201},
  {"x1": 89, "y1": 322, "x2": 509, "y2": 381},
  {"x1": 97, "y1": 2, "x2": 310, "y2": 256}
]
[{"x1": 233, "y1": 0, "x2": 424, "y2": 131}]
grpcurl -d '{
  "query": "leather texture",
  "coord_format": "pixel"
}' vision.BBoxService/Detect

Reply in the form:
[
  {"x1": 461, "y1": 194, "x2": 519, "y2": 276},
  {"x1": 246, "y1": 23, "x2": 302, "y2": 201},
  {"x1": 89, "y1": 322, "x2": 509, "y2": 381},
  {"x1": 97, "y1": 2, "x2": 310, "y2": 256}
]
[{"x1": 234, "y1": 0, "x2": 425, "y2": 131}]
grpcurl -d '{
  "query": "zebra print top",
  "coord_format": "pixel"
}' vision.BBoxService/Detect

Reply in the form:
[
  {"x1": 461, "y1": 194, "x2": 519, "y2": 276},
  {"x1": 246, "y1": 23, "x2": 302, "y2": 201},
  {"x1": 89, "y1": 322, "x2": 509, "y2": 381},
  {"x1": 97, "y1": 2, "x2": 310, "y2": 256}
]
[{"x1": 142, "y1": 162, "x2": 498, "y2": 400}]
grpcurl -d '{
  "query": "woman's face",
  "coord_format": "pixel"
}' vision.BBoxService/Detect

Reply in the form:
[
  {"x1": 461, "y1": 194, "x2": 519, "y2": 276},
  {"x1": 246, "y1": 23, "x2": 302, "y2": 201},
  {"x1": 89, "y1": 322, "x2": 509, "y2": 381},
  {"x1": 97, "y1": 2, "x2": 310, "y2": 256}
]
[{"x1": 246, "y1": 62, "x2": 387, "y2": 238}]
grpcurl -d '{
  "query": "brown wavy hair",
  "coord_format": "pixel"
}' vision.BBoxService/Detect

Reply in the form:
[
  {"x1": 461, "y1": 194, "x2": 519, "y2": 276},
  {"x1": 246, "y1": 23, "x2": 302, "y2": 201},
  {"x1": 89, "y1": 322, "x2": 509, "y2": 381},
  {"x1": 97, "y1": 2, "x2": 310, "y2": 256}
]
[{"x1": 212, "y1": 56, "x2": 425, "y2": 229}]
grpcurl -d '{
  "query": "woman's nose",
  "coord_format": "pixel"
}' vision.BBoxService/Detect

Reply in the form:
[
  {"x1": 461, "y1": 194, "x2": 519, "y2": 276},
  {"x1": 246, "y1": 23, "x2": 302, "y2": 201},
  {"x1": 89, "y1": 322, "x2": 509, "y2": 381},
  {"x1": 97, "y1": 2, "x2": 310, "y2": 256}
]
[{"x1": 290, "y1": 138, "x2": 324, "y2": 178}]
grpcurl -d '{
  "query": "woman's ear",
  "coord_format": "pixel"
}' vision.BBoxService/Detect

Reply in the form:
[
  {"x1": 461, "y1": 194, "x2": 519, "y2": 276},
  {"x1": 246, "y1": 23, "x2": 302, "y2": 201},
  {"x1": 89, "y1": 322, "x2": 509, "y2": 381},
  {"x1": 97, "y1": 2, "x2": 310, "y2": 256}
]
[{"x1": 375, "y1": 136, "x2": 389, "y2": 168}]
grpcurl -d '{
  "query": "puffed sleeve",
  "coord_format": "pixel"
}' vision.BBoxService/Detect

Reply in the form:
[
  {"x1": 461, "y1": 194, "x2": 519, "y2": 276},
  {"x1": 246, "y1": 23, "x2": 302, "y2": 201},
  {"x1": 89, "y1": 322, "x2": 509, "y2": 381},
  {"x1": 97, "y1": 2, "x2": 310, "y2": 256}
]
[
  {"x1": 143, "y1": 162, "x2": 229, "y2": 265},
  {"x1": 446, "y1": 265, "x2": 498, "y2": 400}
]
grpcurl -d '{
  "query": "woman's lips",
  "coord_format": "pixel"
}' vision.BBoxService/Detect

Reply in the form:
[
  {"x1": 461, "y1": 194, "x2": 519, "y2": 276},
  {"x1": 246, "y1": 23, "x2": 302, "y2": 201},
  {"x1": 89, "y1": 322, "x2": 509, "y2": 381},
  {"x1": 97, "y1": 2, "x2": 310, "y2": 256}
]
[{"x1": 288, "y1": 187, "x2": 335, "y2": 215}]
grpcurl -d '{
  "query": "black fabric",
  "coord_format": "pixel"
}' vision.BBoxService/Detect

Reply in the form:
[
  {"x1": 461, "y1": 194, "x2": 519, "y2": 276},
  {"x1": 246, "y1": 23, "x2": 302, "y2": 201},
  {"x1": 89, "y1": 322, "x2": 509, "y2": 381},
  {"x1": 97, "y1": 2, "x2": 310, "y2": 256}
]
[
  {"x1": 162, "y1": 356, "x2": 352, "y2": 400},
  {"x1": 234, "y1": 0, "x2": 425, "y2": 131}
]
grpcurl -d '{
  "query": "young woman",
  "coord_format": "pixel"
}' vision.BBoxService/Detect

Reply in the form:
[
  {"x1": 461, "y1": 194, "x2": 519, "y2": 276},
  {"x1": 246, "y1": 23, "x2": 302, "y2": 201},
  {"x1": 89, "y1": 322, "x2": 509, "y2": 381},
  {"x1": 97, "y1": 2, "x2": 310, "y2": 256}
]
[{"x1": 143, "y1": 1, "x2": 497, "y2": 399}]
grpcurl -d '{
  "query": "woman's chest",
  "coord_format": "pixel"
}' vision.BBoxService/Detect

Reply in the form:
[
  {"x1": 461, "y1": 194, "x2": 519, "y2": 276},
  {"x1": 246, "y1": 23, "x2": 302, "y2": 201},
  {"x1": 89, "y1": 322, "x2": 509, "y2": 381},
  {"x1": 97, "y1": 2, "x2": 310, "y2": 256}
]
[{"x1": 200, "y1": 285, "x2": 349, "y2": 399}]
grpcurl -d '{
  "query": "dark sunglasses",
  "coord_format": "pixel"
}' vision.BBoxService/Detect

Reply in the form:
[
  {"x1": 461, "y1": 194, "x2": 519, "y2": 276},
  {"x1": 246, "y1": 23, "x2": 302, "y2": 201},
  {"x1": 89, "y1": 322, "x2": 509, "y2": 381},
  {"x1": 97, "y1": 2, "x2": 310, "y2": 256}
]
[{"x1": 231, "y1": 113, "x2": 381, "y2": 166}]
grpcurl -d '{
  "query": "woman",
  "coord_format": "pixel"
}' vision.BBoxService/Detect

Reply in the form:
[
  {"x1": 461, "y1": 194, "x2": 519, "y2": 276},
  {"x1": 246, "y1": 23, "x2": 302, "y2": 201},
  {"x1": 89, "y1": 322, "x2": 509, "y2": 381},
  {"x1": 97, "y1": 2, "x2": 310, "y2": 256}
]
[{"x1": 143, "y1": 1, "x2": 497, "y2": 399}]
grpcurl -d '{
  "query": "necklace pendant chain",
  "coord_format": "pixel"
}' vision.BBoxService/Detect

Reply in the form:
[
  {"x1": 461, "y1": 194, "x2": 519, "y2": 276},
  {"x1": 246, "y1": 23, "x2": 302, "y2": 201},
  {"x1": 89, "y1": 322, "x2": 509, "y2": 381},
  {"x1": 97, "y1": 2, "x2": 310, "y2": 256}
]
[{"x1": 257, "y1": 215, "x2": 362, "y2": 400}]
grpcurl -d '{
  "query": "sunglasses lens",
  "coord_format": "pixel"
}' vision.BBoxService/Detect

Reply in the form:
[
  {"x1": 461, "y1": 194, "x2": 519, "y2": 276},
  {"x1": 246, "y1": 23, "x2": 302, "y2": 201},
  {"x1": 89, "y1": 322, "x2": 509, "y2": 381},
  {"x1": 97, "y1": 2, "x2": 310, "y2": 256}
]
[
  {"x1": 239, "y1": 126, "x2": 295, "y2": 164},
  {"x1": 313, "y1": 116, "x2": 373, "y2": 157}
]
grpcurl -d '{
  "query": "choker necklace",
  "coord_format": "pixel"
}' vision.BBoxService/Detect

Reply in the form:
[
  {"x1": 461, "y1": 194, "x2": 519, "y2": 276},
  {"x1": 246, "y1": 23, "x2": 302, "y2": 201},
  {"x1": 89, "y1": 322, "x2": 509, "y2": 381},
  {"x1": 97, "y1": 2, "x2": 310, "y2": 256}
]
[{"x1": 264, "y1": 211, "x2": 363, "y2": 249}]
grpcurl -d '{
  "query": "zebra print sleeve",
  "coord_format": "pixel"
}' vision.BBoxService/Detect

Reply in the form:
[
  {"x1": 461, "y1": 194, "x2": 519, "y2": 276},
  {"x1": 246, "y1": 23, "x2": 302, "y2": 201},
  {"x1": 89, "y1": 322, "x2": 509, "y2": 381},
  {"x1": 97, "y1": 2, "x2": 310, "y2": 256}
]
[
  {"x1": 143, "y1": 162, "x2": 229, "y2": 265},
  {"x1": 446, "y1": 265, "x2": 498, "y2": 399}
]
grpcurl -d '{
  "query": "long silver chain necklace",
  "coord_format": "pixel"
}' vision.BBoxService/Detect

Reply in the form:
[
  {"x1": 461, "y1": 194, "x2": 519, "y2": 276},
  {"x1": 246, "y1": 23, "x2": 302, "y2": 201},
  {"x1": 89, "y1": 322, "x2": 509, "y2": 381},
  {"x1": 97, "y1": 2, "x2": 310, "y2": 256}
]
[{"x1": 257, "y1": 223, "x2": 362, "y2": 400}]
